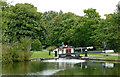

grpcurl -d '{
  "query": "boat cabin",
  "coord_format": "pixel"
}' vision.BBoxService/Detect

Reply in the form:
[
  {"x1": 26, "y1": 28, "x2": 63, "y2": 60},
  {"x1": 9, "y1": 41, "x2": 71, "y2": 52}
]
[{"x1": 53, "y1": 47, "x2": 74, "y2": 57}]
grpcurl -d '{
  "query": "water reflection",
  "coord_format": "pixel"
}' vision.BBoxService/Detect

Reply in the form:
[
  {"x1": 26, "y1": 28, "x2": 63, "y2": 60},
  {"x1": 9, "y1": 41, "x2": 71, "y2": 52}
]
[
  {"x1": 69, "y1": 61, "x2": 118, "y2": 75},
  {"x1": 103, "y1": 63, "x2": 106, "y2": 74},
  {"x1": 2, "y1": 58, "x2": 120, "y2": 75},
  {"x1": 27, "y1": 69, "x2": 64, "y2": 75},
  {"x1": 43, "y1": 58, "x2": 85, "y2": 63},
  {"x1": 80, "y1": 61, "x2": 114, "y2": 75},
  {"x1": 43, "y1": 58, "x2": 85, "y2": 69}
]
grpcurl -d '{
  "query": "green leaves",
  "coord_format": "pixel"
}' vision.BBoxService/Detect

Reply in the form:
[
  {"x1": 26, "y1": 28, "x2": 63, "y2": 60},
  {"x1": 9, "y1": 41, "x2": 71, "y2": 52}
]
[
  {"x1": 2, "y1": 37, "x2": 32, "y2": 63},
  {"x1": 2, "y1": 3, "x2": 45, "y2": 43},
  {"x1": 84, "y1": 8, "x2": 101, "y2": 18},
  {"x1": 2, "y1": 1, "x2": 119, "y2": 52},
  {"x1": 31, "y1": 39, "x2": 42, "y2": 51}
]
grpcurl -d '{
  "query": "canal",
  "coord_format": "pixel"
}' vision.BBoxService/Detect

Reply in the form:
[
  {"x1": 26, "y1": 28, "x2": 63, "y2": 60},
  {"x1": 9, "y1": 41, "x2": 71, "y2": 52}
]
[{"x1": 2, "y1": 58, "x2": 120, "y2": 75}]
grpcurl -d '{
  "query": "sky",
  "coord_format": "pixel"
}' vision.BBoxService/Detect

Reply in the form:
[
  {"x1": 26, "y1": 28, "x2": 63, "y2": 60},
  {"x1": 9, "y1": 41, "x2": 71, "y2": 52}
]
[{"x1": 6, "y1": 0, "x2": 120, "y2": 18}]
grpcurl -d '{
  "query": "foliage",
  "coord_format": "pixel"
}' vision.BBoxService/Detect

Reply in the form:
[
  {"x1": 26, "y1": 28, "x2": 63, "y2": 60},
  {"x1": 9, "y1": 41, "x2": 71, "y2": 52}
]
[
  {"x1": 43, "y1": 10, "x2": 59, "y2": 21},
  {"x1": 31, "y1": 39, "x2": 42, "y2": 51},
  {"x1": 1, "y1": 1, "x2": 120, "y2": 53},
  {"x1": 47, "y1": 11, "x2": 100, "y2": 47},
  {"x1": 2, "y1": 3, "x2": 45, "y2": 43},
  {"x1": 91, "y1": 13, "x2": 119, "y2": 51},
  {"x1": 116, "y1": 1, "x2": 120, "y2": 52},
  {"x1": 2, "y1": 44, "x2": 13, "y2": 64},
  {"x1": 2, "y1": 37, "x2": 32, "y2": 64},
  {"x1": 43, "y1": 10, "x2": 63, "y2": 45},
  {"x1": 84, "y1": 8, "x2": 100, "y2": 18}
]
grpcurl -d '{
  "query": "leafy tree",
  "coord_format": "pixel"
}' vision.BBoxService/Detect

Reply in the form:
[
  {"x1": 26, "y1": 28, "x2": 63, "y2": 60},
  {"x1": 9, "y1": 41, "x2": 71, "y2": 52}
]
[
  {"x1": 84, "y1": 8, "x2": 100, "y2": 18},
  {"x1": 2, "y1": 1, "x2": 119, "y2": 52},
  {"x1": 91, "y1": 13, "x2": 119, "y2": 51},
  {"x1": 47, "y1": 11, "x2": 101, "y2": 48},
  {"x1": 59, "y1": 10, "x2": 63, "y2": 15},
  {"x1": 2, "y1": 3, "x2": 45, "y2": 43},
  {"x1": 1, "y1": 1, "x2": 9, "y2": 43},
  {"x1": 42, "y1": 11, "x2": 59, "y2": 45},
  {"x1": 47, "y1": 12, "x2": 77, "y2": 46},
  {"x1": 116, "y1": 1, "x2": 120, "y2": 51},
  {"x1": 43, "y1": 11, "x2": 59, "y2": 21}
]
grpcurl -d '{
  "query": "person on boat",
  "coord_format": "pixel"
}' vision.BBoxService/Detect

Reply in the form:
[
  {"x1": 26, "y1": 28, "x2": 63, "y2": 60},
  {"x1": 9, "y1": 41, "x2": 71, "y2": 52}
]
[
  {"x1": 62, "y1": 42, "x2": 67, "y2": 47},
  {"x1": 62, "y1": 42, "x2": 65, "y2": 46}
]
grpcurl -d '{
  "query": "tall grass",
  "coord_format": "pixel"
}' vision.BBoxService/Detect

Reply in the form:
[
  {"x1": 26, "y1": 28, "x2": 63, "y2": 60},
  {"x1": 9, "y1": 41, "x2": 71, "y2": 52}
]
[{"x1": 2, "y1": 37, "x2": 32, "y2": 64}]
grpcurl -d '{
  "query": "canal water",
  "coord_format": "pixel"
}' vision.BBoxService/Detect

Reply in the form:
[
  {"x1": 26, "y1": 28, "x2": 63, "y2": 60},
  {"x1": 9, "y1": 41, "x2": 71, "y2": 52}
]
[{"x1": 2, "y1": 58, "x2": 120, "y2": 75}]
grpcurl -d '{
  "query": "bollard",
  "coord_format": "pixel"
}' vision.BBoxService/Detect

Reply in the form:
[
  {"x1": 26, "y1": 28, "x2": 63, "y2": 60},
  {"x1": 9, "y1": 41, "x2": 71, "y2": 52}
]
[
  {"x1": 55, "y1": 51, "x2": 57, "y2": 57},
  {"x1": 85, "y1": 49, "x2": 87, "y2": 57},
  {"x1": 49, "y1": 50, "x2": 51, "y2": 55}
]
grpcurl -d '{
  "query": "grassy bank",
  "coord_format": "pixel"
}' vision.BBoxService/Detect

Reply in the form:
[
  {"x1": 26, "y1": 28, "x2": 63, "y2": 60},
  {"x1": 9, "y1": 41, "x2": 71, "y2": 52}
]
[
  {"x1": 79, "y1": 52, "x2": 119, "y2": 60},
  {"x1": 80, "y1": 53, "x2": 104, "y2": 56},
  {"x1": 30, "y1": 51, "x2": 55, "y2": 59},
  {"x1": 84, "y1": 56, "x2": 119, "y2": 60},
  {"x1": 30, "y1": 51, "x2": 119, "y2": 60}
]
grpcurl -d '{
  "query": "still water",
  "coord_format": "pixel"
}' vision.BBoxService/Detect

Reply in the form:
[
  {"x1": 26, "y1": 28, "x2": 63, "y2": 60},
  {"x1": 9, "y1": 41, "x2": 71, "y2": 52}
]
[{"x1": 2, "y1": 58, "x2": 120, "y2": 75}]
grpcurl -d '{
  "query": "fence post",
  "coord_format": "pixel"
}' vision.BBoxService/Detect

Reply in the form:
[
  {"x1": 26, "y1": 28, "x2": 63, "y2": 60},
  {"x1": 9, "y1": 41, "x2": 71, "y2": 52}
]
[
  {"x1": 55, "y1": 51, "x2": 57, "y2": 57},
  {"x1": 49, "y1": 50, "x2": 51, "y2": 55},
  {"x1": 85, "y1": 49, "x2": 87, "y2": 57}
]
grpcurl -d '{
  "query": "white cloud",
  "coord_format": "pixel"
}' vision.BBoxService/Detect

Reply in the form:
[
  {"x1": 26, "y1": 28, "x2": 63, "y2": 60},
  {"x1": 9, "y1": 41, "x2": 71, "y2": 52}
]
[{"x1": 6, "y1": 0, "x2": 120, "y2": 18}]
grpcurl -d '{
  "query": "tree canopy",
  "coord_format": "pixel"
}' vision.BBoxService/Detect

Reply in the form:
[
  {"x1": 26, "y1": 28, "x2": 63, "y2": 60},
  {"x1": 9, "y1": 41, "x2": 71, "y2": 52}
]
[
  {"x1": 1, "y1": 1, "x2": 120, "y2": 52},
  {"x1": 2, "y1": 3, "x2": 45, "y2": 43}
]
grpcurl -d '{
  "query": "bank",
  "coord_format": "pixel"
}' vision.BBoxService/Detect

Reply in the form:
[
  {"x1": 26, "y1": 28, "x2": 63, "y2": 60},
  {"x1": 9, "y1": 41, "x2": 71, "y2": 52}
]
[{"x1": 30, "y1": 51, "x2": 120, "y2": 62}]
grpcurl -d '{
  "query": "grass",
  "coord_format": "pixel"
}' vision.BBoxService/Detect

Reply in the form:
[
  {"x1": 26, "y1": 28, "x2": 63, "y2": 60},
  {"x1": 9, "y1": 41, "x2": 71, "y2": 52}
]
[
  {"x1": 84, "y1": 56, "x2": 119, "y2": 60},
  {"x1": 80, "y1": 53, "x2": 105, "y2": 56},
  {"x1": 90, "y1": 60, "x2": 120, "y2": 63},
  {"x1": 30, "y1": 50, "x2": 119, "y2": 60},
  {"x1": 30, "y1": 51, "x2": 55, "y2": 59},
  {"x1": 80, "y1": 53, "x2": 120, "y2": 60}
]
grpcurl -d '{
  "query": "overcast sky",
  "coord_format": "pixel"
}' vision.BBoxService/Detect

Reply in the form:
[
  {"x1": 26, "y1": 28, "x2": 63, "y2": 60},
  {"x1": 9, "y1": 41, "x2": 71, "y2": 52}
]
[{"x1": 6, "y1": 0, "x2": 120, "y2": 18}]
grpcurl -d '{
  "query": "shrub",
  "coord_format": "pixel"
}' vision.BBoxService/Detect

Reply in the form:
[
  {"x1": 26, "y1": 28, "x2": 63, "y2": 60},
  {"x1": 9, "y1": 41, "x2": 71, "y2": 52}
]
[
  {"x1": 20, "y1": 37, "x2": 32, "y2": 60},
  {"x1": 2, "y1": 44, "x2": 13, "y2": 64},
  {"x1": 2, "y1": 37, "x2": 32, "y2": 64},
  {"x1": 31, "y1": 39, "x2": 42, "y2": 51}
]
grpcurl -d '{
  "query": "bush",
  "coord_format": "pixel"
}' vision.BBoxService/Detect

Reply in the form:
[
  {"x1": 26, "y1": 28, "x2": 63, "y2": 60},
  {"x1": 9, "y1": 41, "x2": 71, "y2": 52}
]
[
  {"x1": 20, "y1": 37, "x2": 32, "y2": 60},
  {"x1": 2, "y1": 44, "x2": 13, "y2": 64},
  {"x1": 2, "y1": 37, "x2": 32, "y2": 64},
  {"x1": 31, "y1": 39, "x2": 42, "y2": 51}
]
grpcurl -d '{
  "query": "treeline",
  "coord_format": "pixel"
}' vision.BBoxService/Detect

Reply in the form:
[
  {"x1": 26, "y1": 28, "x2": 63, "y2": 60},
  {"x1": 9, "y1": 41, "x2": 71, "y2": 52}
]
[{"x1": 1, "y1": 1, "x2": 120, "y2": 53}]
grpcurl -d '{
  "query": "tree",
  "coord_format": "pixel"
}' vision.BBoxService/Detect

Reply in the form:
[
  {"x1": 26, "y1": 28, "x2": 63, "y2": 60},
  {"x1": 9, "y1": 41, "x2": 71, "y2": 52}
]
[
  {"x1": 43, "y1": 11, "x2": 59, "y2": 21},
  {"x1": 59, "y1": 10, "x2": 63, "y2": 15},
  {"x1": 47, "y1": 12, "x2": 77, "y2": 46},
  {"x1": 91, "y1": 13, "x2": 119, "y2": 51},
  {"x1": 2, "y1": 3, "x2": 45, "y2": 43},
  {"x1": 1, "y1": 1, "x2": 9, "y2": 43},
  {"x1": 116, "y1": 1, "x2": 120, "y2": 51},
  {"x1": 84, "y1": 8, "x2": 100, "y2": 18},
  {"x1": 42, "y1": 11, "x2": 60, "y2": 45}
]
